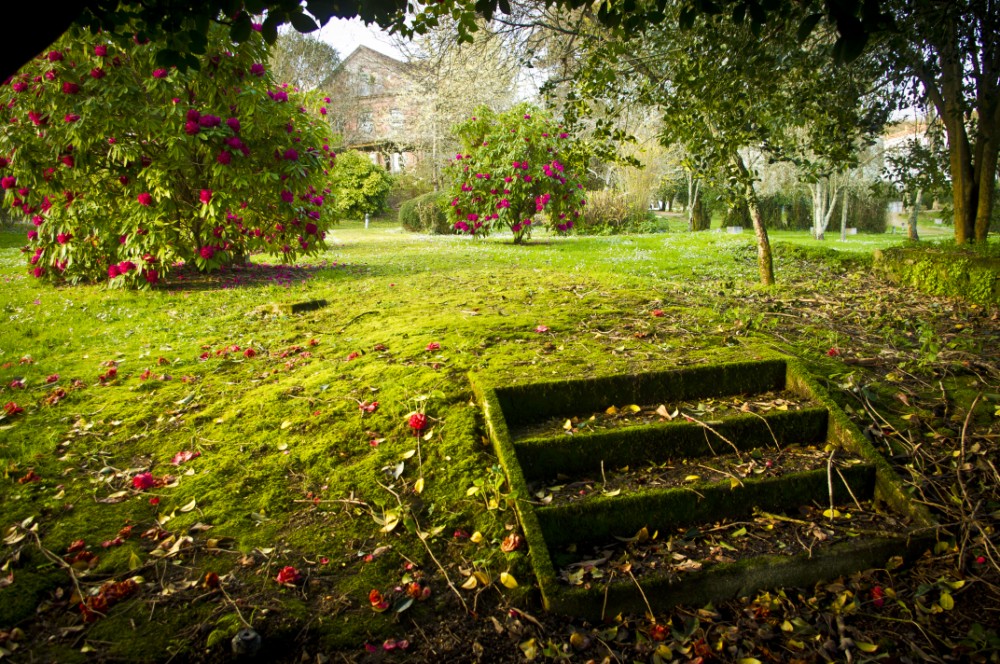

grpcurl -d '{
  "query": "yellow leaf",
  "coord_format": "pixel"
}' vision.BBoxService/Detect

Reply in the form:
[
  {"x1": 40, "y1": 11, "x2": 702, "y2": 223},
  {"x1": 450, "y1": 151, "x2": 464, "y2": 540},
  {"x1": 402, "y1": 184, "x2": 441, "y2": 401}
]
[
  {"x1": 822, "y1": 508, "x2": 842, "y2": 519},
  {"x1": 381, "y1": 512, "x2": 399, "y2": 533},
  {"x1": 470, "y1": 531, "x2": 483, "y2": 543},
  {"x1": 474, "y1": 570, "x2": 492, "y2": 586},
  {"x1": 684, "y1": 475, "x2": 701, "y2": 482},
  {"x1": 401, "y1": 449, "x2": 416, "y2": 459},
  {"x1": 413, "y1": 477, "x2": 425, "y2": 494},
  {"x1": 128, "y1": 551, "x2": 143, "y2": 570},
  {"x1": 939, "y1": 591, "x2": 954, "y2": 611},
  {"x1": 277, "y1": 441, "x2": 288, "y2": 451},
  {"x1": 738, "y1": 659, "x2": 763, "y2": 664},
  {"x1": 500, "y1": 572, "x2": 518, "y2": 588},
  {"x1": 423, "y1": 428, "x2": 434, "y2": 441},
  {"x1": 605, "y1": 405, "x2": 618, "y2": 415},
  {"x1": 624, "y1": 404, "x2": 641, "y2": 413},
  {"x1": 179, "y1": 499, "x2": 197, "y2": 513},
  {"x1": 856, "y1": 642, "x2": 878, "y2": 653},
  {"x1": 461, "y1": 575, "x2": 478, "y2": 590},
  {"x1": 563, "y1": 419, "x2": 573, "y2": 430},
  {"x1": 280, "y1": 420, "x2": 292, "y2": 430},
  {"x1": 730, "y1": 477, "x2": 741, "y2": 489},
  {"x1": 466, "y1": 486, "x2": 480, "y2": 496}
]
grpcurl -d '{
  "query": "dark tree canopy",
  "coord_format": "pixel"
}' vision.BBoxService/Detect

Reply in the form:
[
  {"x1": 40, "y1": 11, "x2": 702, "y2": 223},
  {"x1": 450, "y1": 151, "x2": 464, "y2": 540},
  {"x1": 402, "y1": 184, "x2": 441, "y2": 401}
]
[{"x1": 4, "y1": 0, "x2": 890, "y2": 83}]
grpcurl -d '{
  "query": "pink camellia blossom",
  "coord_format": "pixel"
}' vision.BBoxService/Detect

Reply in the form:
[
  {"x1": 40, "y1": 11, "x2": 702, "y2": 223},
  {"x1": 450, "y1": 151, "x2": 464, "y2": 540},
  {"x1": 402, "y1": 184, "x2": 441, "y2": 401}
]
[
  {"x1": 269, "y1": 90, "x2": 288, "y2": 102},
  {"x1": 199, "y1": 114, "x2": 220, "y2": 128},
  {"x1": 94, "y1": 45, "x2": 107, "y2": 56},
  {"x1": 62, "y1": 82, "x2": 80, "y2": 94},
  {"x1": 28, "y1": 111, "x2": 46, "y2": 126},
  {"x1": 47, "y1": 51, "x2": 64, "y2": 62},
  {"x1": 319, "y1": 107, "x2": 327, "y2": 115},
  {"x1": 151, "y1": 68, "x2": 168, "y2": 79},
  {"x1": 184, "y1": 120, "x2": 200, "y2": 135},
  {"x1": 56, "y1": 233, "x2": 72, "y2": 244},
  {"x1": 108, "y1": 264, "x2": 120, "y2": 278},
  {"x1": 186, "y1": 108, "x2": 200, "y2": 122},
  {"x1": 1, "y1": 176, "x2": 16, "y2": 189},
  {"x1": 144, "y1": 269, "x2": 158, "y2": 284},
  {"x1": 280, "y1": 190, "x2": 294, "y2": 203},
  {"x1": 61, "y1": 155, "x2": 74, "y2": 168},
  {"x1": 46, "y1": 374, "x2": 59, "y2": 384},
  {"x1": 217, "y1": 150, "x2": 232, "y2": 165},
  {"x1": 119, "y1": 175, "x2": 129, "y2": 185},
  {"x1": 283, "y1": 148, "x2": 298, "y2": 161},
  {"x1": 11, "y1": 81, "x2": 28, "y2": 92},
  {"x1": 243, "y1": 348, "x2": 256, "y2": 358},
  {"x1": 118, "y1": 261, "x2": 135, "y2": 274},
  {"x1": 107, "y1": 137, "x2": 116, "y2": 144},
  {"x1": 199, "y1": 189, "x2": 212, "y2": 204},
  {"x1": 199, "y1": 246, "x2": 215, "y2": 260},
  {"x1": 137, "y1": 192, "x2": 152, "y2": 206},
  {"x1": 44, "y1": 71, "x2": 56, "y2": 81},
  {"x1": 275, "y1": 566, "x2": 301, "y2": 585},
  {"x1": 132, "y1": 472, "x2": 155, "y2": 491},
  {"x1": 250, "y1": 63, "x2": 265, "y2": 76},
  {"x1": 408, "y1": 412, "x2": 428, "y2": 431},
  {"x1": 226, "y1": 117, "x2": 240, "y2": 133},
  {"x1": 64, "y1": 113, "x2": 80, "y2": 123},
  {"x1": 534, "y1": 325, "x2": 549, "y2": 333},
  {"x1": 27, "y1": 230, "x2": 38, "y2": 240}
]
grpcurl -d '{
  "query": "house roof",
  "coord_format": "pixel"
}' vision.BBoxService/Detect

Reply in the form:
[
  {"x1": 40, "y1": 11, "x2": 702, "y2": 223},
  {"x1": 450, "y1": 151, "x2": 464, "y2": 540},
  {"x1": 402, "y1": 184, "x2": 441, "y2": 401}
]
[{"x1": 334, "y1": 45, "x2": 409, "y2": 73}]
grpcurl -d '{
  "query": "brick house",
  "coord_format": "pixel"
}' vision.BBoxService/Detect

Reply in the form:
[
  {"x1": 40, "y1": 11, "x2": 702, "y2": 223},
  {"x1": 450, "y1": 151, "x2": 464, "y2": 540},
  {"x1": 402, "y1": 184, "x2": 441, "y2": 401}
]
[{"x1": 326, "y1": 46, "x2": 420, "y2": 173}]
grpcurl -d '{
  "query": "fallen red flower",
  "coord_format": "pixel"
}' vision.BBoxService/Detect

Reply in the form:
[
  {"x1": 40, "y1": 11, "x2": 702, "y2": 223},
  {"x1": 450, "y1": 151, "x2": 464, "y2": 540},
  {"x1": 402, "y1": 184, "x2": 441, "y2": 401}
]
[
  {"x1": 368, "y1": 588, "x2": 389, "y2": 612},
  {"x1": 359, "y1": 401, "x2": 378, "y2": 413},
  {"x1": 3, "y1": 402, "x2": 24, "y2": 416},
  {"x1": 408, "y1": 412, "x2": 428, "y2": 431},
  {"x1": 17, "y1": 469, "x2": 41, "y2": 484},
  {"x1": 131, "y1": 472, "x2": 155, "y2": 490},
  {"x1": 274, "y1": 566, "x2": 301, "y2": 585},
  {"x1": 171, "y1": 450, "x2": 201, "y2": 465},
  {"x1": 425, "y1": 342, "x2": 440, "y2": 351},
  {"x1": 827, "y1": 347, "x2": 840, "y2": 357}
]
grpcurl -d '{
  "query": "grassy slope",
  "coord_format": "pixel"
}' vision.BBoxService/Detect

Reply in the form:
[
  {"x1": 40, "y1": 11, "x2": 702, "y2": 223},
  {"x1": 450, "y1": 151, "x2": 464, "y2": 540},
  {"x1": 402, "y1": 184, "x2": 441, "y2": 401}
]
[{"x1": 0, "y1": 222, "x2": 994, "y2": 661}]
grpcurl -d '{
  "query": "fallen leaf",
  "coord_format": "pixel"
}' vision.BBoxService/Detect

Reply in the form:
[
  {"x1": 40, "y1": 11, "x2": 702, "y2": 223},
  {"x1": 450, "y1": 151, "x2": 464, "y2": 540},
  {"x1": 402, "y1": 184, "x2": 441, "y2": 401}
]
[
  {"x1": 179, "y1": 499, "x2": 197, "y2": 513},
  {"x1": 461, "y1": 575, "x2": 478, "y2": 590},
  {"x1": 413, "y1": 477, "x2": 425, "y2": 494},
  {"x1": 500, "y1": 572, "x2": 518, "y2": 588}
]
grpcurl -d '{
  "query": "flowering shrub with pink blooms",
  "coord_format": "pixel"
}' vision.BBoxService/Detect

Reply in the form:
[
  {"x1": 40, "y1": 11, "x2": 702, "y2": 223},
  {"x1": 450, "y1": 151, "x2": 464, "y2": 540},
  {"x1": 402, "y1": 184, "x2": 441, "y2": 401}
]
[
  {"x1": 446, "y1": 103, "x2": 588, "y2": 244},
  {"x1": 0, "y1": 26, "x2": 337, "y2": 288}
]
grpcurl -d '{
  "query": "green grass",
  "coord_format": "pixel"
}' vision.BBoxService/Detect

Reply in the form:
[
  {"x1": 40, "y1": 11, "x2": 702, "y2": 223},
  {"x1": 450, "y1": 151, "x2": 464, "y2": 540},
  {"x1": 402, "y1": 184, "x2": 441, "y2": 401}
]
[{"x1": 0, "y1": 221, "x2": 977, "y2": 659}]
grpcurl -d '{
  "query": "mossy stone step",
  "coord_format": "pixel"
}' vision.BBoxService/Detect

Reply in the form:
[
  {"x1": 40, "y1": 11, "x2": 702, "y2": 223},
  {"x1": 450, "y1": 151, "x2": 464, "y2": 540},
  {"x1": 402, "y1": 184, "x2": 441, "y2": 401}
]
[
  {"x1": 514, "y1": 407, "x2": 829, "y2": 480},
  {"x1": 535, "y1": 464, "x2": 875, "y2": 547},
  {"x1": 470, "y1": 357, "x2": 939, "y2": 617}
]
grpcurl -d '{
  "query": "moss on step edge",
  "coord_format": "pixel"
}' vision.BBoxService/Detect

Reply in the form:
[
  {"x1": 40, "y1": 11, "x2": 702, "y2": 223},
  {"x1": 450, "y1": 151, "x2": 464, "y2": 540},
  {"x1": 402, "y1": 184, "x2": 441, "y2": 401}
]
[
  {"x1": 514, "y1": 408, "x2": 829, "y2": 479},
  {"x1": 534, "y1": 465, "x2": 876, "y2": 547},
  {"x1": 873, "y1": 246, "x2": 1000, "y2": 307},
  {"x1": 492, "y1": 359, "x2": 788, "y2": 426}
]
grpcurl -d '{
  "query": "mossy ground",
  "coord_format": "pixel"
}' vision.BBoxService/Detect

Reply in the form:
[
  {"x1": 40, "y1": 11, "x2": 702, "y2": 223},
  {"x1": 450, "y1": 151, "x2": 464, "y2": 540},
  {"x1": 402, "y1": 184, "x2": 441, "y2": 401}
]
[{"x1": 1, "y1": 221, "x2": 998, "y2": 662}]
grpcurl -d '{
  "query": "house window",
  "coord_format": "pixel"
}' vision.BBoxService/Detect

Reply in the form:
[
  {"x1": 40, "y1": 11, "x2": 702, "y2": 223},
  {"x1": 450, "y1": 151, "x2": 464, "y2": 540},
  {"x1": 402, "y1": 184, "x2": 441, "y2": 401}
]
[{"x1": 359, "y1": 113, "x2": 374, "y2": 135}]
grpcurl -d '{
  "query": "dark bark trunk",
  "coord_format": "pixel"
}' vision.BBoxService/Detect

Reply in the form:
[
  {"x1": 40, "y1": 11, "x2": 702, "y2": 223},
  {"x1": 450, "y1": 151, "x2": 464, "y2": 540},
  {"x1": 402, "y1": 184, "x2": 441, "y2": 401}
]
[
  {"x1": 732, "y1": 155, "x2": 774, "y2": 286},
  {"x1": 691, "y1": 199, "x2": 710, "y2": 231}
]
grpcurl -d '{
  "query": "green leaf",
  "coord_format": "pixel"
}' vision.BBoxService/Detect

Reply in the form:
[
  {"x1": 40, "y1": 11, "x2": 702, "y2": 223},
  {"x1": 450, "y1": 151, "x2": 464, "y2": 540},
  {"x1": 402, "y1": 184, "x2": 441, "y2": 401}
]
[
  {"x1": 797, "y1": 13, "x2": 823, "y2": 43},
  {"x1": 289, "y1": 11, "x2": 319, "y2": 33}
]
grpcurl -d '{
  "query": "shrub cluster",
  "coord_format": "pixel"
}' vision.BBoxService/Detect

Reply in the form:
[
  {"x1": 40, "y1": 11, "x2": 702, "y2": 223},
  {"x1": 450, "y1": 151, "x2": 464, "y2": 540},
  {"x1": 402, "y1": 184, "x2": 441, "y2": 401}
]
[
  {"x1": 399, "y1": 192, "x2": 452, "y2": 234},
  {"x1": 574, "y1": 190, "x2": 654, "y2": 235},
  {"x1": 0, "y1": 24, "x2": 336, "y2": 287}
]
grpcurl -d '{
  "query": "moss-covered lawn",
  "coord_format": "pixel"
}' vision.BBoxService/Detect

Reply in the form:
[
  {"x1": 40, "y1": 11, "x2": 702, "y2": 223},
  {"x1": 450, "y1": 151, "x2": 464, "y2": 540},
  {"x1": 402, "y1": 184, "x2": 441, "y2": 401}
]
[{"x1": 1, "y1": 222, "x2": 998, "y2": 662}]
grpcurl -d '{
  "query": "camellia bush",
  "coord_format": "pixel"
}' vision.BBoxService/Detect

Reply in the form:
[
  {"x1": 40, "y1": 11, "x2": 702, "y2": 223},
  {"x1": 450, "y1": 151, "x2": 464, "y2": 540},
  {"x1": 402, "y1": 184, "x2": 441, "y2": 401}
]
[
  {"x1": 446, "y1": 103, "x2": 588, "y2": 243},
  {"x1": 0, "y1": 24, "x2": 337, "y2": 287}
]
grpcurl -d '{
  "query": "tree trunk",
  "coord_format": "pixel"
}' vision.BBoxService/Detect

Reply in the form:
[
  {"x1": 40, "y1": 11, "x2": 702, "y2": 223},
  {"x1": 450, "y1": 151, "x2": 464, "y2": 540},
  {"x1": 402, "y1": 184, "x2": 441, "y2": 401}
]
[
  {"x1": 908, "y1": 188, "x2": 922, "y2": 241},
  {"x1": 840, "y1": 194, "x2": 848, "y2": 241},
  {"x1": 975, "y1": 135, "x2": 997, "y2": 241},
  {"x1": 691, "y1": 198, "x2": 711, "y2": 231},
  {"x1": 732, "y1": 155, "x2": 774, "y2": 286}
]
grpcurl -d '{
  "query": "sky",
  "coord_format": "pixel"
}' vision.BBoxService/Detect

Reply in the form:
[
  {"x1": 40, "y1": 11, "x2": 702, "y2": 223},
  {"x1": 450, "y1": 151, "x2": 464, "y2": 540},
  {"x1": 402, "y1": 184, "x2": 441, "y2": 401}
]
[{"x1": 316, "y1": 17, "x2": 405, "y2": 61}]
